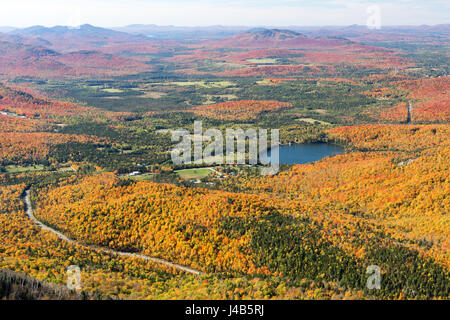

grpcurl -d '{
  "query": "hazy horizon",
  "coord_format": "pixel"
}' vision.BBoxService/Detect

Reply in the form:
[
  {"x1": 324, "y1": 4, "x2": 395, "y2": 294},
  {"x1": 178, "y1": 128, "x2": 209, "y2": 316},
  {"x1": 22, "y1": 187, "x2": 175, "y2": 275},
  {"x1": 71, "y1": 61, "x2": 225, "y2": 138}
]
[
  {"x1": 1, "y1": 0, "x2": 448, "y2": 28},
  {"x1": 2, "y1": 23, "x2": 449, "y2": 29}
]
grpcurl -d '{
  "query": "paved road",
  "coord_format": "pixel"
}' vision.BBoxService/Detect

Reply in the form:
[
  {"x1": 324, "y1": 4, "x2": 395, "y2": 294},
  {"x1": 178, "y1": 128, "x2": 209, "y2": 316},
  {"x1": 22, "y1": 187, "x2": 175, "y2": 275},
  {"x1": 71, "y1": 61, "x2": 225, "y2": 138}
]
[{"x1": 23, "y1": 189, "x2": 203, "y2": 275}]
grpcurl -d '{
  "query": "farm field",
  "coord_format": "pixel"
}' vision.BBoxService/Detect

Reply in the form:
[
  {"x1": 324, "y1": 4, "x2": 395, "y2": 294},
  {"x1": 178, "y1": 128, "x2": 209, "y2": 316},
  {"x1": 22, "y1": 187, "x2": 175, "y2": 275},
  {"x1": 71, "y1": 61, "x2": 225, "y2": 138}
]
[
  {"x1": 175, "y1": 168, "x2": 213, "y2": 180},
  {"x1": 4, "y1": 165, "x2": 45, "y2": 173}
]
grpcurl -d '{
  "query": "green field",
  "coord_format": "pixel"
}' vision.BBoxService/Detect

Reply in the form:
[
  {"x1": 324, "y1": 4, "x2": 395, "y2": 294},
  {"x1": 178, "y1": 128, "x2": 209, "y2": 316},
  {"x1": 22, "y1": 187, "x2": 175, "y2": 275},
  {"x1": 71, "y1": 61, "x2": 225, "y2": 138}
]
[
  {"x1": 5, "y1": 165, "x2": 45, "y2": 173},
  {"x1": 131, "y1": 173, "x2": 156, "y2": 180},
  {"x1": 153, "y1": 81, "x2": 235, "y2": 88},
  {"x1": 246, "y1": 58, "x2": 278, "y2": 64},
  {"x1": 175, "y1": 168, "x2": 212, "y2": 180},
  {"x1": 102, "y1": 88, "x2": 124, "y2": 93}
]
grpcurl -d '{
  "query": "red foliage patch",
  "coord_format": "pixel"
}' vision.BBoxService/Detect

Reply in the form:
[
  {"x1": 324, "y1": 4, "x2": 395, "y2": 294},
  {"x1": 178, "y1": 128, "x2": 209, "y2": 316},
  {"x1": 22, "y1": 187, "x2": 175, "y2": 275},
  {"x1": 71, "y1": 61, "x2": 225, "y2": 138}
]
[{"x1": 190, "y1": 100, "x2": 291, "y2": 120}]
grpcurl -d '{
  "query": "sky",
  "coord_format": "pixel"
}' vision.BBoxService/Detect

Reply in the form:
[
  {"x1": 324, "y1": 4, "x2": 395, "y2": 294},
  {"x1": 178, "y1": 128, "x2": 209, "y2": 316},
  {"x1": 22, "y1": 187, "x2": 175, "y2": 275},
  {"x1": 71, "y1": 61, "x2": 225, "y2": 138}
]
[{"x1": 0, "y1": 0, "x2": 448, "y2": 28}]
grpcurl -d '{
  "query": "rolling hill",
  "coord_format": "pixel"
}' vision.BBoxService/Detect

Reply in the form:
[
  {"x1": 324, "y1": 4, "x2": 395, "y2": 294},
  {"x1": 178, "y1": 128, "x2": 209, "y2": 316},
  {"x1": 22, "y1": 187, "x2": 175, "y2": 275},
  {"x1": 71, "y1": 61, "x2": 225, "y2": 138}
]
[
  {"x1": 0, "y1": 33, "x2": 153, "y2": 79},
  {"x1": 205, "y1": 28, "x2": 360, "y2": 49},
  {"x1": 9, "y1": 24, "x2": 149, "y2": 52}
]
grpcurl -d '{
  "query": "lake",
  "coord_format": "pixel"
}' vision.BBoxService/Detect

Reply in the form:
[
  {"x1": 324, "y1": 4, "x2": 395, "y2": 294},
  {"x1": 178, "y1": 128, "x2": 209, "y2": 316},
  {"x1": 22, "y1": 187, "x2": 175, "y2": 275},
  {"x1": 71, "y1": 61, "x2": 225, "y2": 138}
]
[{"x1": 260, "y1": 143, "x2": 344, "y2": 165}]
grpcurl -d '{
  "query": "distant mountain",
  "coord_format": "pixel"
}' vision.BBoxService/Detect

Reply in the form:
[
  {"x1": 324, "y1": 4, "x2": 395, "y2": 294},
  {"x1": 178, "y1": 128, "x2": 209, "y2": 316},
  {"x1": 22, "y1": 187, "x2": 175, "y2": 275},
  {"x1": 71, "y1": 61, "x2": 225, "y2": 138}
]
[
  {"x1": 206, "y1": 28, "x2": 353, "y2": 49},
  {"x1": 0, "y1": 27, "x2": 16, "y2": 33},
  {"x1": 245, "y1": 28, "x2": 304, "y2": 40},
  {"x1": 0, "y1": 32, "x2": 51, "y2": 48},
  {"x1": 286, "y1": 24, "x2": 450, "y2": 43},
  {"x1": 10, "y1": 24, "x2": 150, "y2": 52},
  {"x1": 11, "y1": 24, "x2": 140, "y2": 38},
  {"x1": 113, "y1": 24, "x2": 250, "y2": 41},
  {"x1": 0, "y1": 37, "x2": 153, "y2": 79}
]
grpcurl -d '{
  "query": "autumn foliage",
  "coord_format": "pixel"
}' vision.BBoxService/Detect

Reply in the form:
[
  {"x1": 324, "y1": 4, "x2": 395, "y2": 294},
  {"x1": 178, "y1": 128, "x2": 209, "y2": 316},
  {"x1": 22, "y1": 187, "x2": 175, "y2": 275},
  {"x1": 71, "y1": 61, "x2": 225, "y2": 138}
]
[
  {"x1": 0, "y1": 132, "x2": 104, "y2": 164},
  {"x1": 220, "y1": 124, "x2": 450, "y2": 270},
  {"x1": 190, "y1": 100, "x2": 291, "y2": 120},
  {"x1": 327, "y1": 124, "x2": 449, "y2": 152},
  {"x1": 379, "y1": 77, "x2": 449, "y2": 123},
  {"x1": 0, "y1": 114, "x2": 49, "y2": 132},
  {"x1": 0, "y1": 84, "x2": 98, "y2": 119}
]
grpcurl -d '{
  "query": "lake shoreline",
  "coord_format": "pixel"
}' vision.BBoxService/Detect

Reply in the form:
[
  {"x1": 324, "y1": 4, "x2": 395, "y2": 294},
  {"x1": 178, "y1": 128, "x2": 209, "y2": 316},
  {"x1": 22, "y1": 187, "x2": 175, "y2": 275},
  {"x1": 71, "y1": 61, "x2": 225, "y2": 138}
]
[{"x1": 261, "y1": 142, "x2": 345, "y2": 165}]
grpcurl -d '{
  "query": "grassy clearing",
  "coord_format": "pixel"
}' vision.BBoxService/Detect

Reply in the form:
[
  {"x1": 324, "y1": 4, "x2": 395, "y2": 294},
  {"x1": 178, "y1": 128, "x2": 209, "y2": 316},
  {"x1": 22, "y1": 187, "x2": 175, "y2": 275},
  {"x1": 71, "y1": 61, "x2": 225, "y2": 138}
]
[
  {"x1": 175, "y1": 168, "x2": 212, "y2": 180},
  {"x1": 312, "y1": 109, "x2": 328, "y2": 115},
  {"x1": 246, "y1": 58, "x2": 278, "y2": 64},
  {"x1": 102, "y1": 88, "x2": 124, "y2": 93},
  {"x1": 151, "y1": 81, "x2": 235, "y2": 88},
  {"x1": 297, "y1": 118, "x2": 331, "y2": 125},
  {"x1": 57, "y1": 166, "x2": 76, "y2": 172},
  {"x1": 130, "y1": 173, "x2": 155, "y2": 180},
  {"x1": 5, "y1": 165, "x2": 45, "y2": 173},
  {"x1": 139, "y1": 91, "x2": 168, "y2": 99},
  {"x1": 256, "y1": 80, "x2": 272, "y2": 85}
]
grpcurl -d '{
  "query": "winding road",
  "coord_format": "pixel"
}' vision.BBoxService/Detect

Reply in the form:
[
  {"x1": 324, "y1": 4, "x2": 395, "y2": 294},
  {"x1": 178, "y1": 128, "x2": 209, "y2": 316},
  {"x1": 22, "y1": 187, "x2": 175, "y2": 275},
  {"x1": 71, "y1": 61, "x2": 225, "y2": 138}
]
[{"x1": 23, "y1": 189, "x2": 203, "y2": 275}]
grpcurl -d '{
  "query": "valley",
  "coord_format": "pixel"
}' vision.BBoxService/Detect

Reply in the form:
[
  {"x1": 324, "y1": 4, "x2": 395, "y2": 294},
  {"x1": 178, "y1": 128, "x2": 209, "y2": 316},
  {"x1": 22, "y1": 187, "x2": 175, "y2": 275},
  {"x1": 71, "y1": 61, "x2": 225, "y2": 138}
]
[{"x1": 0, "y1": 23, "x2": 448, "y2": 301}]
